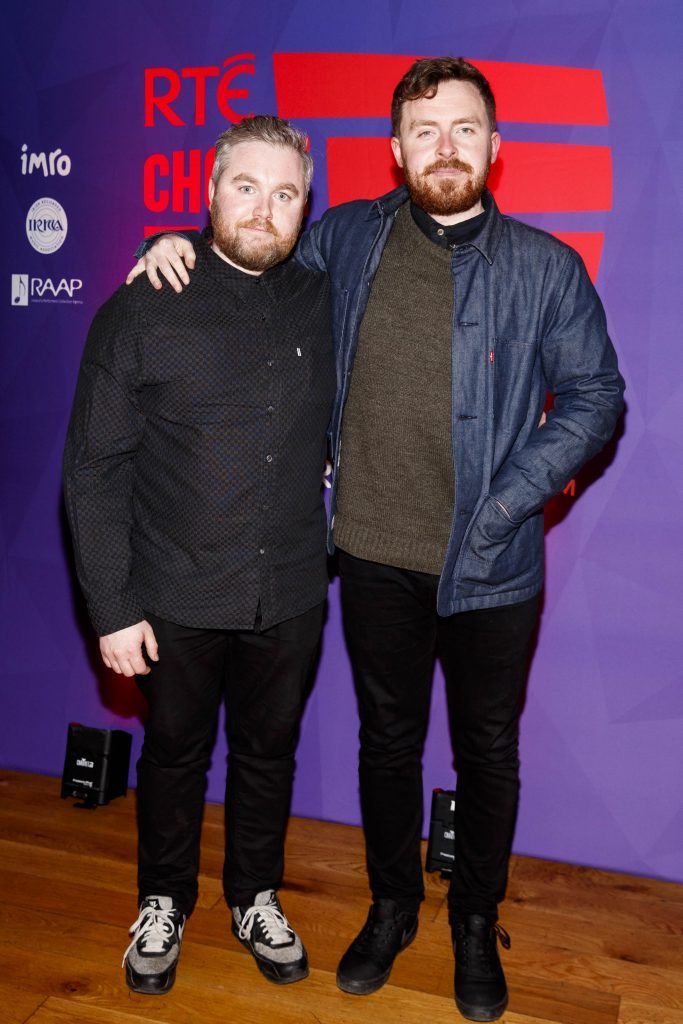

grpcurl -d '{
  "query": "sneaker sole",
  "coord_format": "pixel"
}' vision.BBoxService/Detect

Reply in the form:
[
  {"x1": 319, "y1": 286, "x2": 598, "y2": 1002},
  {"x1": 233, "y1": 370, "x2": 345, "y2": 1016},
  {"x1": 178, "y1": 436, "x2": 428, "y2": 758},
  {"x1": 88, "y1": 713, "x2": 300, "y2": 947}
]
[
  {"x1": 455, "y1": 994, "x2": 508, "y2": 1022},
  {"x1": 232, "y1": 923, "x2": 309, "y2": 985},
  {"x1": 336, "y1": 922, "x2": 418, "y2": 995},
  {"x1": 125, "y1": 960, "x2": 177, "y2": 995}
]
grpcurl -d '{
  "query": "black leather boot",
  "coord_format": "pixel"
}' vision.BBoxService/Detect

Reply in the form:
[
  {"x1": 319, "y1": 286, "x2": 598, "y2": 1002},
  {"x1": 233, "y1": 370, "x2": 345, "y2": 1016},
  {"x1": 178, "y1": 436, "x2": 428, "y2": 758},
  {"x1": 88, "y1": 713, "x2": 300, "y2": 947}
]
[
  {"x1": 452, "y1": 915, "x2": 510, "y2": 1021},
  {"x1": 336, "y1": 898, "x2": 418, "y2": 994}
]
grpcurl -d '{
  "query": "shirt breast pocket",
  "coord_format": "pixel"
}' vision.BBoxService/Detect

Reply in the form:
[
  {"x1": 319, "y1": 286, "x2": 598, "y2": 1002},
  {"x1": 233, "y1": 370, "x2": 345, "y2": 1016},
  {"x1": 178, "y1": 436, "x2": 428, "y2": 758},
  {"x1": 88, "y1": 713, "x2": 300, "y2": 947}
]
[
  {"x1": 283, "y1": 333, "x2": 335, "y2": 409},
  {"x1": 493, "y1": 337, "x2": 539, "y2": 429}
]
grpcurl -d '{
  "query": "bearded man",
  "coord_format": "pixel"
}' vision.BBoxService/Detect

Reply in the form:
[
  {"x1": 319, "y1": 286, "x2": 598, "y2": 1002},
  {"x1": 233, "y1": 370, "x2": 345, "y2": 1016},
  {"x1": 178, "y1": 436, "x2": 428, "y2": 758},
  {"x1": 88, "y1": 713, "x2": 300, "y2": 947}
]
[
  {"x1": 130, "y1": 58, "x2": 624, "y2": 1021},
  {"x1": 64, "y1": 115, "x2": 334, "y2": 994}
]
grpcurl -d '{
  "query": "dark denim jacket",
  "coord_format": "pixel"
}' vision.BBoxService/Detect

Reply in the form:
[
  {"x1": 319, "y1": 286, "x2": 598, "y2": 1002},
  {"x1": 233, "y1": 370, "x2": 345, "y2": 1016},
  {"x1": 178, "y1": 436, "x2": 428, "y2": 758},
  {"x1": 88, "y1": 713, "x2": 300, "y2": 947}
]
[{"x1": 296, "y1": 186, "x2": 625, "y2": 614}]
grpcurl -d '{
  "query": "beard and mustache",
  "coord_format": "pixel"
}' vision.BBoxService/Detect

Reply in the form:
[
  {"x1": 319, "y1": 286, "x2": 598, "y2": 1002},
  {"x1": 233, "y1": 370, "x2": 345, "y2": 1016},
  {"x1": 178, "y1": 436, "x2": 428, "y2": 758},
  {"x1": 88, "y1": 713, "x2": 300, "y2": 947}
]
[
  {"x1": 403, "y1": 155, "x2": 490, "y2": 217},
  {"x1": 210, "y1": 198, "x2": 302, "y2": 273},
  {"x1": 210, "y1": 149, "x2": 488, "y2": 268}
]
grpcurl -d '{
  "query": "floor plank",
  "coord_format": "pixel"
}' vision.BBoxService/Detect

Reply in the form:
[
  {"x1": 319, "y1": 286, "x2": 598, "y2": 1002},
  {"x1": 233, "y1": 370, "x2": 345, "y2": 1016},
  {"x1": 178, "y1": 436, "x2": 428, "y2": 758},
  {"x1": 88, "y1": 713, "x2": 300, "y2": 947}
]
[{"x1": 2, "y1": 769, "x2": 683, "y2": 1024}]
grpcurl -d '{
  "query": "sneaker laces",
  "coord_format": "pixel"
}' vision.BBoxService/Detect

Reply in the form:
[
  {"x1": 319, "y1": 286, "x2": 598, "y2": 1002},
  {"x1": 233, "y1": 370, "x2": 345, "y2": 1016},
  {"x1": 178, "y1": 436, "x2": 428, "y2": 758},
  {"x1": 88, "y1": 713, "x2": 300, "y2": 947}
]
[
  {"x1": 458, "y1": 921, "x2": 510, "y2": 975},
  {"x1": 121, "y1": 903, "x2": 178, "y2": 967},
  {"x1": 237, "y1": 900, "x2": 294, "y2": 946},
  {"x1": 353, "y1": 914, "x2": 404, "y2": 953}
]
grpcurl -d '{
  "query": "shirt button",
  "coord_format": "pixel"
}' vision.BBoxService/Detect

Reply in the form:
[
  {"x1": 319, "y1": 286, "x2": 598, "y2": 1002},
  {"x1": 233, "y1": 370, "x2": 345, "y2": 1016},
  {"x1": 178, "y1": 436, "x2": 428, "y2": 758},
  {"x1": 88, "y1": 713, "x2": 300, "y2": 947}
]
[
  {"x1": 266, "y1": 359, "x2": 274, "y2": 367},
  {"x1": 437, "y1": 228, "x2": 445, "y2": 236},
  {"x1": 267, "y1": 405, "x2": 274, "y2": 414},
  {"x1": 259, "y1": 548, "x2": 265, "y2": 555},
  {"x1": 266, "y1": 454, "x2": 273, "y2": 463}
]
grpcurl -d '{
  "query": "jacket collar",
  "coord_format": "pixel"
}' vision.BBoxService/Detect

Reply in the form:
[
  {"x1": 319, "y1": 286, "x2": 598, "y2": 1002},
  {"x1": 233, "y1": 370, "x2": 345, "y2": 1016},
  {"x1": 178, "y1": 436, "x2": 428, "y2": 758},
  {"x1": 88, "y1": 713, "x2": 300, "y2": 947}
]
[{"x1": 367, "y1": 185, "x2": 505, "y2": 266}]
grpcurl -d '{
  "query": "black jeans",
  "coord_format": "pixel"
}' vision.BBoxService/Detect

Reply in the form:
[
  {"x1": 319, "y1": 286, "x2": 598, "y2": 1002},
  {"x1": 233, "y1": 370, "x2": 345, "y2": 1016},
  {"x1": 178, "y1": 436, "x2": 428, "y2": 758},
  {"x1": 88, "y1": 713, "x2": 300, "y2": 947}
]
[
  {"x1": 135, "y1": 602, "x2": 324, "y2": 915},
  {"x1": 338, "y1": 550, "x2": 540, "y2": 920}
]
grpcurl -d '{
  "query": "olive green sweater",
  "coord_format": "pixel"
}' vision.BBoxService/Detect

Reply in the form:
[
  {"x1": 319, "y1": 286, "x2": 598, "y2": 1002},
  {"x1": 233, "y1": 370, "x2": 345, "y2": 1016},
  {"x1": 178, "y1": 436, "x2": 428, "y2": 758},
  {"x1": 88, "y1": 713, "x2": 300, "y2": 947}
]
[{"x1": 334, "y1": 203, "x2": 455, "y2": 574}]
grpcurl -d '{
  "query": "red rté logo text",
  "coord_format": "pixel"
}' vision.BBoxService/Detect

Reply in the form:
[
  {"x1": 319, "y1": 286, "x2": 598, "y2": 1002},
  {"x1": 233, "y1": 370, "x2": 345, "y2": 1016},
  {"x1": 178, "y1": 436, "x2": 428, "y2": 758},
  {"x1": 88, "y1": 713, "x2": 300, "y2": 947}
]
[
  {"x1": 145, "y1": 54, "x2": 254, "y2": 126},
  {"x1": 143, "y1": 54, "x2": 254, "y2": 217}
]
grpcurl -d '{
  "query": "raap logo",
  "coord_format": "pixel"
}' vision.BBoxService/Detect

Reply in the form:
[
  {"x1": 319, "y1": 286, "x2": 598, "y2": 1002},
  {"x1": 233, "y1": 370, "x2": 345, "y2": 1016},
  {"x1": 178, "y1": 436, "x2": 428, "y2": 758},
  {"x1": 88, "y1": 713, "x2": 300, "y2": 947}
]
[
  {"x1": 11, "y1": 274, "x2": 28, "y2": 306},
  {"x1": 21, "y1": 144, "x2": 72, "y2": 177},
  {"x1": 11, "y1": 274, "x2": 83, "y2": 306},
  {"x1": 26, "y1": 197, "x2": 68, "y2": 254}
]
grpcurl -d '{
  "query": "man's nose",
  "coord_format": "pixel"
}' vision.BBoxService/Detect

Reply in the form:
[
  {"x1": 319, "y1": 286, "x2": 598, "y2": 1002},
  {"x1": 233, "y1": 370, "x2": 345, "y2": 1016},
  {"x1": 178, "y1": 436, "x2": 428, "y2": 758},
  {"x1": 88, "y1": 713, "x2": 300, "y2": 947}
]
[
  {"x1": 436, "y1": 131, "x2": 457, "y2": 158},
  {"x1": 252, "y1": 194, "x2": 274, "y2": 220}
]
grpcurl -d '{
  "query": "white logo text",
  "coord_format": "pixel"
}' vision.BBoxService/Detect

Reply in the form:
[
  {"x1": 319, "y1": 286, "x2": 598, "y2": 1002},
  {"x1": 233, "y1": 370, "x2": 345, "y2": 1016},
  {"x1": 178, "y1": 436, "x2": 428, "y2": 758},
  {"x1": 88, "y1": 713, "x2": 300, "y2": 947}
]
[{"x1": 21, "y1": 144, "x2": 71, "y2": 177}]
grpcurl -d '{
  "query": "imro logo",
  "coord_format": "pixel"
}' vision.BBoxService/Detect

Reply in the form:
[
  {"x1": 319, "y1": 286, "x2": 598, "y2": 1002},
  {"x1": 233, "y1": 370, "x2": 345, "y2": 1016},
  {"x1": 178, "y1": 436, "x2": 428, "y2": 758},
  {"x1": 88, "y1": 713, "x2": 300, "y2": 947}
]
[{"x1": 21, "y1": 144, "x2": 71, "y2": 177}]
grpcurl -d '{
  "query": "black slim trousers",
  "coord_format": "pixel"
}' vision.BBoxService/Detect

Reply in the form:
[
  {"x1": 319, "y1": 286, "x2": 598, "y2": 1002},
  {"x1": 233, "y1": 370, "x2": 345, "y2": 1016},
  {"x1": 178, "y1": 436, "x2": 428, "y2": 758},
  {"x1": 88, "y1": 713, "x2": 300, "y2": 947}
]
[
  {"x1": 135, "y1": 602, "x2": 324, "y2": 916},
  {"x1": 338, "y1": 550, "x2": 540, "y2": 920}
]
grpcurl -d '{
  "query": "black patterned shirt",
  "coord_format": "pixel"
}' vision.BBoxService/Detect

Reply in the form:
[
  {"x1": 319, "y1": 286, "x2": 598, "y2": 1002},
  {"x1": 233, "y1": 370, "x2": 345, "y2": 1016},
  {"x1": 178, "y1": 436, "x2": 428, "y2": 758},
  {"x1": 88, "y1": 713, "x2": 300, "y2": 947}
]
[{"x1": 63, "y1": 240, "x2": 335, "y2": 635}]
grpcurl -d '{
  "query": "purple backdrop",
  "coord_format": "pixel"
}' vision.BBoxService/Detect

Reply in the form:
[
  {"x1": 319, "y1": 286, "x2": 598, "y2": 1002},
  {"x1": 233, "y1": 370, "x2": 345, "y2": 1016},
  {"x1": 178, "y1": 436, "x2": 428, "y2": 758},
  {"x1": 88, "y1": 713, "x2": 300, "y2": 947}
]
[{"x1": 1, "y1": 0, "x2": 682, "y2": 883}]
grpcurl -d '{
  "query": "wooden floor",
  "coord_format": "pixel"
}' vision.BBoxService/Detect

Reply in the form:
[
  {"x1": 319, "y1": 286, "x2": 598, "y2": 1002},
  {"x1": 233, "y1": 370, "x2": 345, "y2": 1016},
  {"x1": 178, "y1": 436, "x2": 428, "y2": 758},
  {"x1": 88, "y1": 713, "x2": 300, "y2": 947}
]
[{"x1": 1, "y1": 771, "x2": 682, "y2": 1024}]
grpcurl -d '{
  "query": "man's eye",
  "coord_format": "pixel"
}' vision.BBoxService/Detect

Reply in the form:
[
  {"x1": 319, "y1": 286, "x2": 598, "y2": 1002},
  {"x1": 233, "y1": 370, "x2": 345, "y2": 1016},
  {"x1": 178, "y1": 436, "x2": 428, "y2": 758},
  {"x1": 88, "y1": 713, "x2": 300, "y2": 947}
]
[
  {"x1": 276, "y1": 192, "x2": 291, "y2": 202},
  {"x1": 239, "y1": 185, "x2": 254, "y2": 193}
]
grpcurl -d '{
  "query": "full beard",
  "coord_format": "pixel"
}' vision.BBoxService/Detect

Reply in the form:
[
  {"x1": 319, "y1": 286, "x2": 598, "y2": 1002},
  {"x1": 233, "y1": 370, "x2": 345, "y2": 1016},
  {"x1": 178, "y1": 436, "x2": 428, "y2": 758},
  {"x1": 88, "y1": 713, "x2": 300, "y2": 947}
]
[
  {"x1": 210, "y1": 199, "x2": 302, "y2": 272},
  {"x1": 404, "y1": 157, "x2": 490, "y2": 218}
]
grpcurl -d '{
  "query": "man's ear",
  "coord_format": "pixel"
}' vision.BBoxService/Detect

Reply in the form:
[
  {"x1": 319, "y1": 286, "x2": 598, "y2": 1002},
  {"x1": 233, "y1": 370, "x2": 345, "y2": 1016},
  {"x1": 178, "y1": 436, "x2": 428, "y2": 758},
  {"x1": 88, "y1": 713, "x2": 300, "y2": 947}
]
[
  {"x1": 391, "y1": 137, "x2": 404, "y2": 169},
  {"x1": 490, "y1": 132, "x2": 501, "y2": 166},
  {"x1": 208, "y1": 177, "x2": 216, "y2": 203}
]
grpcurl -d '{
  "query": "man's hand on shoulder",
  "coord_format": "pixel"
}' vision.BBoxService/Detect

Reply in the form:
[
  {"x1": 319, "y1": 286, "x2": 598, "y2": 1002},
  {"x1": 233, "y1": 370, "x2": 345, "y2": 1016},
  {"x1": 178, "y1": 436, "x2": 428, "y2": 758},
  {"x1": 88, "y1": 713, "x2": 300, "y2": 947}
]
[
  {"x1": 125, "y1": 235, "x2": 197, "y2": 294},
  {"x1": 99, "y1": 620, "x2": 159, "y2": 677}
]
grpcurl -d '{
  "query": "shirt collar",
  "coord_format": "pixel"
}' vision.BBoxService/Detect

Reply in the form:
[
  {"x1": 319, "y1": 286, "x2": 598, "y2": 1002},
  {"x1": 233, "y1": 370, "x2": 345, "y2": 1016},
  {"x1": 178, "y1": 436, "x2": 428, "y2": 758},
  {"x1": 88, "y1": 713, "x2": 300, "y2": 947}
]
[
  {"x1": 370, "y1": 186, "x2": 504, "y2": 265},
  {"x1": 200, "y1": 238, "x2": 294, "y2": 292},
  {"x1": 409, "y1": 202, "x2": 487, "y2": 250}
]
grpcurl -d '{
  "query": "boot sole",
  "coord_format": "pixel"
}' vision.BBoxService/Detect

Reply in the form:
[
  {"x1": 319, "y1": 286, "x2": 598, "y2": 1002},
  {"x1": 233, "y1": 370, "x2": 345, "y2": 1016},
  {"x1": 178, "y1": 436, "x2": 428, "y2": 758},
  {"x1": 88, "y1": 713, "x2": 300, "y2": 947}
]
[
  {"x1": 336, "y1": 922, "x2": 418, "y2": 995},
  {"x1": 232, "y1": 923, "x2": 309, "y2": 984},
  {"x1": 455, "y1": 993, "x2": 508, "y2": 1022}
]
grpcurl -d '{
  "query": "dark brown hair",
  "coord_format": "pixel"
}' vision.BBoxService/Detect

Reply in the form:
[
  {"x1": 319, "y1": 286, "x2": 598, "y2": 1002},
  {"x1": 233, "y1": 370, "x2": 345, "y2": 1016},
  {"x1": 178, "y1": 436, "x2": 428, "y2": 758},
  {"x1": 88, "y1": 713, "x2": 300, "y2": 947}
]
[{"x1": 391, "y1": 57, "x2": 497, "y2": 136}]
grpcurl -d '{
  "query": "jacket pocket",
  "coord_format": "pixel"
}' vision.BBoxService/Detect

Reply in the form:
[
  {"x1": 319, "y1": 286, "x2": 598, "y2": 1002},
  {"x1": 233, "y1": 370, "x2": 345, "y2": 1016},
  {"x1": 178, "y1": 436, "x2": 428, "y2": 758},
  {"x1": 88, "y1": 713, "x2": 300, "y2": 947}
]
[{"x1": 458, "y1": 496, "x2": 541, "y2": 588}]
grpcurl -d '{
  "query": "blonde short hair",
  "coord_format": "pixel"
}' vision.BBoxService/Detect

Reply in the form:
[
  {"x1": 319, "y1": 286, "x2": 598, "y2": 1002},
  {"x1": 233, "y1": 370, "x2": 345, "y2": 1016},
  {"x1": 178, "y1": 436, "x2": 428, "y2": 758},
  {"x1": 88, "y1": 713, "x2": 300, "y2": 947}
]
[{"x1": 211, "y1": 115, "x2": 313, "y2": 193}]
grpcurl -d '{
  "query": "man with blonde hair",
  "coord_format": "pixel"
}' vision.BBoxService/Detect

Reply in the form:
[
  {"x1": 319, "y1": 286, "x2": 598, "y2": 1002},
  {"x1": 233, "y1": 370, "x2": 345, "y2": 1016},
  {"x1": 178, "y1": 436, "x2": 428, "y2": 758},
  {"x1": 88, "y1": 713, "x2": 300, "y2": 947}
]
[{"x1": 64, "y1": 115, "x2": 334, "y2": 994}]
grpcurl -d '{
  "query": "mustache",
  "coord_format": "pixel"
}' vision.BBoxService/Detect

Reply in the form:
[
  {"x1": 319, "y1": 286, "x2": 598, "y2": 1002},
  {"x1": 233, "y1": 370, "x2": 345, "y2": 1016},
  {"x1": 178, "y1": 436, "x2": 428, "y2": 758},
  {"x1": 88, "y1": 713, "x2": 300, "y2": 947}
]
[
  {"x1": 239, "y1": 217, "x2": 278, "y2": 236},
  {"x1": 423, "y1": 158, "x2": 474, "y2": 176}
]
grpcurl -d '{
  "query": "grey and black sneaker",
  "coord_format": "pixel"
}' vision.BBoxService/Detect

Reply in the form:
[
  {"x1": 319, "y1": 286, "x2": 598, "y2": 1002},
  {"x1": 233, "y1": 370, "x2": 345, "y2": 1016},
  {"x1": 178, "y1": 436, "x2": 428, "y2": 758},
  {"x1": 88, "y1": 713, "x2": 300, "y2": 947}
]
[
  {"x1": 232, "y1": 889, "x2": 309, "y2": 984},
  {"x1": 122, "y1": 896, "x2": 186, "y2": 995}
]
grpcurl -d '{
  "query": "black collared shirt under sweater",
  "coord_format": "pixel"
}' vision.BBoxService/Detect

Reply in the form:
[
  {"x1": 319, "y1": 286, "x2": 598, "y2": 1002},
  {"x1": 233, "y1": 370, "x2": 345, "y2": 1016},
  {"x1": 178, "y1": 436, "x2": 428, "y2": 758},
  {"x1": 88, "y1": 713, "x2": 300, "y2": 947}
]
[{"x1": 63, "y1": 239, "x2": 335, "y2": 636}]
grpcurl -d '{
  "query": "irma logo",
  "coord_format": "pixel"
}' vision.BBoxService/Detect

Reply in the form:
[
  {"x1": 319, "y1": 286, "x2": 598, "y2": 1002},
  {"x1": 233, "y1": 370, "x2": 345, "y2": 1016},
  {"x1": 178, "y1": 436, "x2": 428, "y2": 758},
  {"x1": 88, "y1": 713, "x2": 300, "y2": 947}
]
[
  {"x1": 273, "y1": 53, "x2": 611, "y2": 282},
  {"x1": 26, "y1": 197, "x2": 68, "y2": 254}
]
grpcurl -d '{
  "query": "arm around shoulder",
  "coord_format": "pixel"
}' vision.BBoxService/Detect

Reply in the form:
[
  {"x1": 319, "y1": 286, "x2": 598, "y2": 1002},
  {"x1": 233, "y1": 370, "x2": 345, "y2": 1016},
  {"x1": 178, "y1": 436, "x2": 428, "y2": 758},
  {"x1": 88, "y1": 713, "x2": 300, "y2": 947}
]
[{"x1": 126, "y1": 230, "x2": 202, "y2": 292}]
